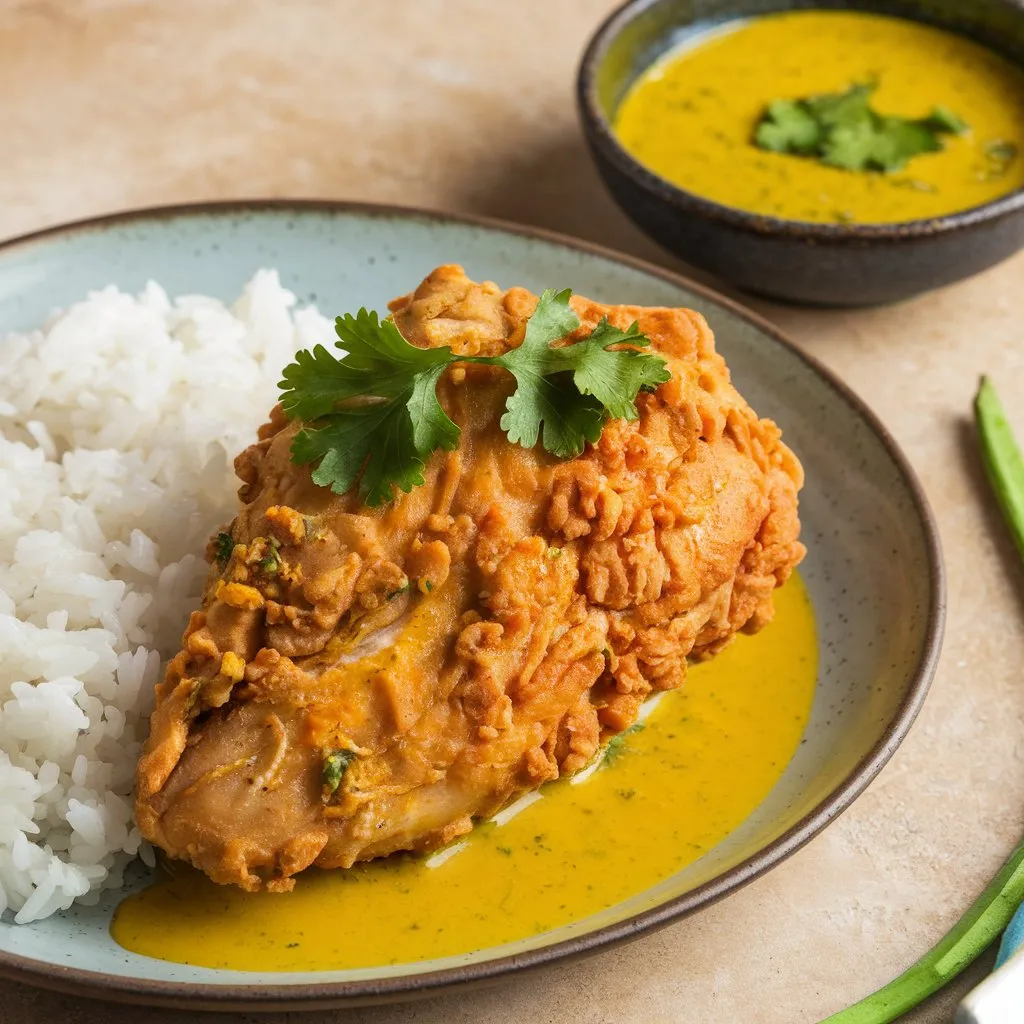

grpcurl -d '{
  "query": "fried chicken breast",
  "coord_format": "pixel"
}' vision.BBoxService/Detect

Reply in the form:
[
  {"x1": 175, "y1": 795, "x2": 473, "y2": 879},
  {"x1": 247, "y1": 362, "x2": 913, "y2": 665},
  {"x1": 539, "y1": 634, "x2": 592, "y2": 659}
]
[{"x1": 135, "y1": 266, "x2": 805, "y2": 891}]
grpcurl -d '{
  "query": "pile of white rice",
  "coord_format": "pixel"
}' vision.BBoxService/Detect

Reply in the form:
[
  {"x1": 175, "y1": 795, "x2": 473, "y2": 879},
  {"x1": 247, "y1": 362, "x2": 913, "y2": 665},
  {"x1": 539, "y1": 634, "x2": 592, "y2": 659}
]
[{"x1": 0, "y1": 271, "x2": 333, "y2": 922}]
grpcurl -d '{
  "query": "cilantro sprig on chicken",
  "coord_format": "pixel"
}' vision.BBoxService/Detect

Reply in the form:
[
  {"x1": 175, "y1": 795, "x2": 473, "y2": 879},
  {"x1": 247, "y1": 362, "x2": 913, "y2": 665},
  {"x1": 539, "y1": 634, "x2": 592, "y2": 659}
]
[{"x1": 278, "y1": 288, "x2": 671, "y2": 505}]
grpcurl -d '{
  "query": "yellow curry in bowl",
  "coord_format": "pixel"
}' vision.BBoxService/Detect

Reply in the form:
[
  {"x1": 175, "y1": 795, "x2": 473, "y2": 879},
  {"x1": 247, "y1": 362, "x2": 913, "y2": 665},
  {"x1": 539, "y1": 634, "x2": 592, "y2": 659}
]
[{"x1": 613, "y1": 10, "x2": 1024, "y2": 225}]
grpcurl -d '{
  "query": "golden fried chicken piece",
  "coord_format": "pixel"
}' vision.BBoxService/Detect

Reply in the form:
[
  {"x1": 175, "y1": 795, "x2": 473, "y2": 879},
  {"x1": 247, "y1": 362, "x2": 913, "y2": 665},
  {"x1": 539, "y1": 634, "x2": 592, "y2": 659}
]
[{"x1": 135, "y1": 266, "x2": 804, "y2": 891}]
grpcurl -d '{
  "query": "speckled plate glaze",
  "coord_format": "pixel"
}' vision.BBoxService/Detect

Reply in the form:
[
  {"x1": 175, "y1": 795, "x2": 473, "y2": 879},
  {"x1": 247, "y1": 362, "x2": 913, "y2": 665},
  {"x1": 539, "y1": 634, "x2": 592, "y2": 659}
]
[{"x1": 0, "y1": 202, "x2": 944, "y2": 1011}]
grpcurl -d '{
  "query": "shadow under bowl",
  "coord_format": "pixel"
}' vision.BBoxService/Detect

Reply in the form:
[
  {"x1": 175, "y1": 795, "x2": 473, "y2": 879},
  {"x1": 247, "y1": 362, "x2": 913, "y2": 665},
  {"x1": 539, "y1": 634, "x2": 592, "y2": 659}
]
[{"x1": 577, "y1": 0, "x2": 1024, "y2": 306}]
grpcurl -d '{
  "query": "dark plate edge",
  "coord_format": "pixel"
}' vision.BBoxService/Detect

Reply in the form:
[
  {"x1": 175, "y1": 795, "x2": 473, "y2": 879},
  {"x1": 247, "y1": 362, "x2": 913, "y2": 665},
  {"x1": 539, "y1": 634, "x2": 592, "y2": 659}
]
[{"x1": 0, "y1": 198, "x2": 947, "y2": 1011}]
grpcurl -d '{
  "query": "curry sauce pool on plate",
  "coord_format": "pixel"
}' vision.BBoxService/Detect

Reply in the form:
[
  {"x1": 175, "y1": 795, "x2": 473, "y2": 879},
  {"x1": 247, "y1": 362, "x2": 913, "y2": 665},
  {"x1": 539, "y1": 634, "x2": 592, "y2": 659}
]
[
  {"x1": 114, "y1": 574, "x2": 816, "y2": 971},
  {"x1": 614, "y1": 10, "x2": 1024, "y2": 224}
]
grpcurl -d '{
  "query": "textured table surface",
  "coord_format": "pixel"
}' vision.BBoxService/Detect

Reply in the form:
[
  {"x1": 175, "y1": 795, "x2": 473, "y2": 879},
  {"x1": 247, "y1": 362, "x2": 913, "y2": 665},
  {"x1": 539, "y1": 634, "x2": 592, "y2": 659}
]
[{"x1": 2, "y1": 1, "x2": 1023, "y2": 1021}]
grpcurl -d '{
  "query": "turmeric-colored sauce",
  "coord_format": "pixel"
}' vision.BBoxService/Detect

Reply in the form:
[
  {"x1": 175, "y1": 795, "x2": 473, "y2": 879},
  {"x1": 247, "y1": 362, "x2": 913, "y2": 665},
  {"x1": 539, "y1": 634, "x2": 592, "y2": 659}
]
[
  {"x1": 112, "y1": 575, "x2": 816, "y2": 972},
  {"x1": 614, "y1": 11, "x2": 1024, "y2": 223}
]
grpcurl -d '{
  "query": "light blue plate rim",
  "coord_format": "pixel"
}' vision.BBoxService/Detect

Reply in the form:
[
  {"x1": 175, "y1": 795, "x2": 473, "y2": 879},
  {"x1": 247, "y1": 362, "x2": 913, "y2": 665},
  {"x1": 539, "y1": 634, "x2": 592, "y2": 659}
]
[{"x1": 0, "y1": 199, "x2": 946, "y2": 1011}]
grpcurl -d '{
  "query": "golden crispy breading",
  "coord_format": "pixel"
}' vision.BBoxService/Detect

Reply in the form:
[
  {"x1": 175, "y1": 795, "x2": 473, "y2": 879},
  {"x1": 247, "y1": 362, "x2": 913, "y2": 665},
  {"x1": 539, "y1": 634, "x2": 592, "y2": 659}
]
[{"x1": 135, "y1": 265, "x2": 804, "y2": 891}]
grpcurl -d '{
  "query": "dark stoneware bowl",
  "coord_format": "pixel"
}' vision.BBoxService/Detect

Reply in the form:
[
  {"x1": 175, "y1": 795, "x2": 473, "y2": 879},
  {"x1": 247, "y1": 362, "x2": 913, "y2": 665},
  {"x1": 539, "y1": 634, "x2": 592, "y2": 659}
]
[{"x1": 578, "y1": 0, "x2": 1024, "y2": 306}]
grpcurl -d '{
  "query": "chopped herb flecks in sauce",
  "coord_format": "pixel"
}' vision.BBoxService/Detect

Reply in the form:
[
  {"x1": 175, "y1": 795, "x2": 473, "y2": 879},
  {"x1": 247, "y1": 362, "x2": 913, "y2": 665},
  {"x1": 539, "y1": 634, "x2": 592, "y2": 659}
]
[
  {"x1": 112, "y1": 576, "x2": 817, "y2": 972},
  {"x1": 614, "y1": 10, "x2": 1024, "y2": 224}
]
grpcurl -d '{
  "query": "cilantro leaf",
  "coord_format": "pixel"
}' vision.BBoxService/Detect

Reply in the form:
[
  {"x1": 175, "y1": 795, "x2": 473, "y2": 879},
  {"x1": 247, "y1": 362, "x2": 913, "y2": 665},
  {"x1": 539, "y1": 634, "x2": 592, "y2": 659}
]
[
  {"x1": 821, "y1": 116, "x2": 880, "y2": 171},
  {"x1": 283, "y1": 310, "x2": 459, "y2": 505},
  {"x1": 489, "y1": 288, "x2": 602, "y2": 456},
  {"x1": 278, "y1": 345, "x2": 369, "y2": 420},
  {"x1": 604, "y1": 722, "x2": 645, "y2": 767},
  {"x1": 862, "y1": 118, "x2": 942, "y2": 172},
  {"x1": 213, "y1": 531, "x2": 234, "y2": 567},
  {"x1": 500, "y1": 370, "x2": 605, "y2": 458},
  {"x1": 561, "y1": 318, "x2": 671, "y2": 421},
  {"x1": 754, "y1": 99, "x2": 823, "y2": 154},
  {"x1": 333, "y1": 310, "x2": 451, "y2": 383},
  {"x1": 805, "y1": 82, "x2": 874, "y2": 129},
  {"x1": 754, "y1": 83, "x2": 968, "y2": 174},
  {"x1": 520, "y1": 286, "x2": 580, "y2": 350},
  {"x1": 922, "y1": 106, "x2": 969, "y2": 135},
  {"x1": 280, "y1": 287, "x2": 671, "y2": 504},
  {"x1": 292, "y1": 401, "x2": 425, "y2": 506},
  {"x1": 408, "y1": 362, "x2": 461, "y2": 455},
  {"x1": 279, "y1": 311, "x2": 454, "y2": 414},
  {"x1": 490, "y1": 290, "x2": 670, "y2": 456},
  {"x1": 322, "y1": 749, "x2": 356, "y2": 795}
]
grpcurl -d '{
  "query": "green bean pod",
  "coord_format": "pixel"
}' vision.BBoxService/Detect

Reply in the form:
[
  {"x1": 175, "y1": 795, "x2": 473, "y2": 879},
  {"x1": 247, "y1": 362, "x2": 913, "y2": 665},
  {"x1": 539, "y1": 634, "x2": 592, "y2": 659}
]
[
  {"x1": 820, "y1": 376, "x2": 1024, "y2": 1023},
  {"x1": 821, "y1": 843, "x2": 1024, "y2": 1023}
]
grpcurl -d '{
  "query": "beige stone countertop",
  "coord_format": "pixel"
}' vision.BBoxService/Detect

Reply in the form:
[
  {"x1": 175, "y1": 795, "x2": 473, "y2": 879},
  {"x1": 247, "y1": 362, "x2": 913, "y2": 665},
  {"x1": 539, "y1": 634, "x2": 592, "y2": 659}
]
[{"x1": 2, "y1": 1, "x2": 1024, "y2": 1021}]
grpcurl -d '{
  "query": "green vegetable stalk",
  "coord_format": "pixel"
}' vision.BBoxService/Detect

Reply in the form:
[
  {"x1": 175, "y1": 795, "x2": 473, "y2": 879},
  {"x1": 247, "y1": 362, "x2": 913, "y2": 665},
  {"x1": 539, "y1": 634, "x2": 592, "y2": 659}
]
[
  {"x1": 821, "y1": 841, "x2": 1024, "y2": 1023},
  {"x1": 823, "y1": 376, "x2": 1024, "y2": 1022},
  {"x1": 975, "y1": 376, "x2": 1024, "y2": 564}
]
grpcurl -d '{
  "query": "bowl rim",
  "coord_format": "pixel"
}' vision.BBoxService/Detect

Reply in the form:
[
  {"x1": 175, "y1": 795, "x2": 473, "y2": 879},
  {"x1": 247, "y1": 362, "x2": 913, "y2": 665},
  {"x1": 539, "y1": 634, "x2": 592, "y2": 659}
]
[
  {"x1": 577, "y1": 0, "x2": 1024, "y2": 241},
  {"x1": 0, "y1": 198, "x2": 946, "y2": 1011}
]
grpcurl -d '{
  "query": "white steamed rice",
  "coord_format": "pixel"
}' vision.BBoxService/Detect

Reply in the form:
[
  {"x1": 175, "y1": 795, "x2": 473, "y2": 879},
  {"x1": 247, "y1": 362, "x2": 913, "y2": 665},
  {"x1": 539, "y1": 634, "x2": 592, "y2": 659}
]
[{"x1": 0, "y1": 271, "x2": 333, "y2": 922}]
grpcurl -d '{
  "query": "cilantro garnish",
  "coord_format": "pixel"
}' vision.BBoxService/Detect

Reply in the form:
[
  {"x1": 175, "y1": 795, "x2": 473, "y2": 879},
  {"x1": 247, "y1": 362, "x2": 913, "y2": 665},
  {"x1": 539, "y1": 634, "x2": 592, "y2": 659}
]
[
  {"x1": 282, "y1": 310, "x2": 457, "y2": 507},
  {"x1": 322, "y1": 749, "x2": 356, "y2": 795},
  {"x1": 494, "y1": 292, "x2": 669, "y2": 458},
  {"x1": 259, "y1": 539, "x2": 281, "y2": 575},
  {"x1": 279, "y1": 290, "x2": 670, "y2": 505},
  {"x1": 214, "y1": 532, "x2": 234, "y2": 567},
  {"x1": 754, "y1": 83, "x2": 968, "y2": 173},
  {"x1": 603, "y1": 722, "x2": 645, "y2": 767}
]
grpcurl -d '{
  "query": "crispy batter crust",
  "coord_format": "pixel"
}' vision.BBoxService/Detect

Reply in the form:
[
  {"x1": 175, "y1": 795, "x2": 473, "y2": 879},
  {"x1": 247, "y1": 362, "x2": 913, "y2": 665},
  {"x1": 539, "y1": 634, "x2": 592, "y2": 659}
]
[{"x1": 135, "y1": 265, "x2": 805, "y2": 890}]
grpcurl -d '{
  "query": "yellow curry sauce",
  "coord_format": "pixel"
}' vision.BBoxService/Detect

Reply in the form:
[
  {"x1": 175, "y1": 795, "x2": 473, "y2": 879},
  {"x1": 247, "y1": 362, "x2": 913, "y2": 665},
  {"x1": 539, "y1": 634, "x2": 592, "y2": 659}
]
[
  {"x1": 614, "y1": 11, "x2": 1024, "y2": 224},
  {"x1": 112, "y1": 575, "x2": 816, "y2": 972}
]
